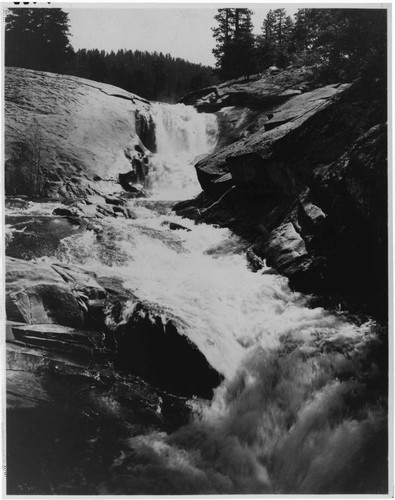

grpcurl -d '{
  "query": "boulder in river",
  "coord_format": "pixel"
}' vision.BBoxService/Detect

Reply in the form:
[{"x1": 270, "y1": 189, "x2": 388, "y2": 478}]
[{"x1": 5, "y1": 256, "x2": 223, "y2": 398}]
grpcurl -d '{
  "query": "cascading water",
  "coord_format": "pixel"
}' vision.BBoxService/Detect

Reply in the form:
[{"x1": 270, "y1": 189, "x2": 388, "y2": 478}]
[
  {"x1": 146, "y1": 103, "x2": 218, "y2": 200},
  {"x1": 13, "y1": 103, "x2": 387, "y2": 494}
]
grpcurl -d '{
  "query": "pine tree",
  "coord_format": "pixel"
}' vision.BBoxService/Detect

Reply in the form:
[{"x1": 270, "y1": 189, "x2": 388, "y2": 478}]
[
  {"x1": 292, "y1": 9, "x2": 323, "y2": 53},
  {"x1": 212, "y1": 8, "x2": 256, "y2": 80},
  {"x1": 257, "y1": 8, "x2": 294, "y2": 69},
  {"x1": 274, "y1": 10, "x2": 294, "y2": 67},
  {"x1": 5, "y1": 7, "x2": 74, "y2": 73},
  {"x1": 291, "y1": 8, "x2": 386, "y2": 81},
  {"x1": 212, "y1": 9, "x2": 235, "y2": 77},
  {"x1": 257, "y1": 9, "x2": 277, "y2": 68}
]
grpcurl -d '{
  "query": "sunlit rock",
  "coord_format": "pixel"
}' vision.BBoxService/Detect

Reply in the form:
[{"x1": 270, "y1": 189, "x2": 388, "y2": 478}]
[{"x1": 5, "y1": 67, "x2": 153, "y2": 198}]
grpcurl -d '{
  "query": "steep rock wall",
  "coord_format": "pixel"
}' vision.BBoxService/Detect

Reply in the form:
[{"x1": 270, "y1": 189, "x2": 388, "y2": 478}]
[
  {"x1": 175, "y1": 78, "x2": 387, "y2": 315},
  {"x1": 5, "y1": 67, "x2": 155, "y2": 198}
]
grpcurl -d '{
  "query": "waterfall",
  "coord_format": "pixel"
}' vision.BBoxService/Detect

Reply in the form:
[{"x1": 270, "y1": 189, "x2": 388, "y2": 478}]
[
  {"x1": 146, "y1": 103, "x2": 218, "y2": 200},
  {"x1": 151, "y1": 102, "x2": 218, "y2": 156},
  {"x1": 8, "y1": 101, "x2": 386, "y2": 495}
]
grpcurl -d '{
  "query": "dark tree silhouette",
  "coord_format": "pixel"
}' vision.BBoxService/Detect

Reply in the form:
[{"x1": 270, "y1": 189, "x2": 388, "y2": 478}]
[
  {"x1": 257, "y1": 9, "x2": 294, "y2": 69},
  {"x1": 212, "y1": 8, "x2": 256, "y2": 80},
  {"x1": 71, "y1": 49, "x2": 217, "y2": 103},
  {"x1": 5, "y1": 7, "x2": 74, "y2": 73},
  {"x1": 290, "y1": 8, "x2": 387, "y2": 81}
]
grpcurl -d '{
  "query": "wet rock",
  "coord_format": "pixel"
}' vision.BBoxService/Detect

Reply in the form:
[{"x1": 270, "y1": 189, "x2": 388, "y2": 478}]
[
  {"x1": 6, "y1": 257, "x2": 222, "y2": 399},
  {"x1": 195, "y1": 84, "x2": 350, "y2": 197},
  {"x1": 175, "y1": 206, "x2": 202, "y2": 221},
  {"x1": 5, "y1": 215, "x2": 84, "y2": 260},
  {"x1": 51, "y1": 262, "x2": 106, "y2": 299},
  {"x1": 114, "y1": 304, "x2": 223, "y2": 398},
  {"x1": 246, "y1": 248, "x2": 266, "y2": 272},
  {"x1": 118, "y1": 172, "x2": 146, "y2": 197},
  {"x1": 97, "y1": 204, "x2": 117, "y2": 218},
  {"x1": 94, "y1": 275, "x2": 131, "y2": 299},
  {"x1": 86, "y1": 194, "x2": 106, "y2": 206},
  {"x1": 298, "y1": 199, "x2": 327, "y2": 230},
  {"x1": 5, "y1": 196, "x2": 30, "y2": 210},
  {"x1": 6, "y1": 338, "x2": 193, "y2": 494},
  {"x1": 112, "y1": 206, "x2": 134, "y2": 218},
  {"x1": 189, "y1": 80, "x2": 387, "y2": 304},
  {"x1": 162, "y1": 221, "x2": 191, "y2": 232},
  {"x1": 259, "y1": 222, "x2": 309, "y2": 271},
  {"x1": 105, "y1": 196, "x2": 123, "y2": 206},
  {"x1": 5, "y1": 67, "x2": 152, "y2": 199},
  {"x1": 10, "y1": 323, "x2": 104, "y2": 350},
  {"x1": 6, "y1": 258, "x2": 85, "y2": 327},
  {"x1": 52, "y1": 207, "x2": 78, "y2": 217},
  {"x1": 135, "y1": 108, "x2": 156, "y2": 152}
]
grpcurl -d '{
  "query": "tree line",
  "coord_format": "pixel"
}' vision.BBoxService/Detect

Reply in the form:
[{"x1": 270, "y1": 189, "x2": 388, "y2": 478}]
[
  {"x1": 73, "y1": 49, "x2": 216, "y2": 102},
  {"x1": 212, "y1": 7, "x2": 387, "y2": 82},
  {"x1": 5, "y1": 7, "x2": 387, "y2": 99},
  {"x1": 4, "y1": 8, "x2": 217, "y2": 102}
]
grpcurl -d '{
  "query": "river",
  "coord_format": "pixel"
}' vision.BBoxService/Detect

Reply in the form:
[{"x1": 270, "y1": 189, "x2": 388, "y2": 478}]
[{"x1": 6, "y1": 103, "x2": 387, "y2": 494}]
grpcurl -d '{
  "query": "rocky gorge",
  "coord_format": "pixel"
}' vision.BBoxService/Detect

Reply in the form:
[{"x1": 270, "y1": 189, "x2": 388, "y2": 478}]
[{"x1": 4, "y1": 66, "x2": 388, "y2": 494}]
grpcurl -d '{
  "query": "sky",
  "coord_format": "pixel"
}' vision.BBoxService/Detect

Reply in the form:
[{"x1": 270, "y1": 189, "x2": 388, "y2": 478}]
[{"x1": 63, "y1": 5, "x2": 298, "y2": 67}]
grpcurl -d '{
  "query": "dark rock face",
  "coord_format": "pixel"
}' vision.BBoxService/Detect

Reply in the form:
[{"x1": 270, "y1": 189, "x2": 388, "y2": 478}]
[
  {"x1": 135, "y1": 109, "x2": 156, "y2": 152},
  {"x1": 160, "y1": 220, "x2": 192, "y2": 232},
  {"x1": 175, "y1": 80, "x2": 387, "y2": 315},
  {"x1": 195, "y1": 83, "x2": 351, "y2": 197},
  {"x1": 6, "y1": 215, "x2": 85, "y2": 260},
  {"x1": 115, "y1": 307, "x2": 223, "y2": 398},
  {"x1": 6, "y1": 329, "x2": 192, "y2": 494}
]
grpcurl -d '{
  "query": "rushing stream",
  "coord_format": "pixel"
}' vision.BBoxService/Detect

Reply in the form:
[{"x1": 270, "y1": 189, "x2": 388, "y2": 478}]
[
  {"x1": 146, "y1": 103, "x2": 218, "y2": 200},
  {"x1": 7, "y1": 103, "x2": 387, "y2": 494}
]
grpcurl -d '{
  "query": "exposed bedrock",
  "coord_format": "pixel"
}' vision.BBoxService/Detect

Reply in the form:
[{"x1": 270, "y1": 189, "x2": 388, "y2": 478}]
[
  {"x1": 5, "y1": 256, "x2": 222, "y2": 398},
  {"x1": 181, "y1": 67, "x2": 322, "y2": 151},
  {"x1": 4, "y1": 67, "x2": 153, "y2": 199},
  {"x1": 194, "y1": 82, "x2": 352, "y2": 197},
  {"x1": 179, "y1": 66, "x2": 317, "y2": 112},
  {"x1": 175, "y1": 79, "x2": 387, "y2": 315}
]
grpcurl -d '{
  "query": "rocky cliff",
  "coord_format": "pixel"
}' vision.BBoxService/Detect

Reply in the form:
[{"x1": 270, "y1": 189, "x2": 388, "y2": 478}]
[
  {"x1": 4, "y1": 66, "x2": 388, "y2": 494},
  {"x1": 5, "y1": 67, "x2": 155, "y2": 199},
  {"x1": 175, "y1": 73, "x2": 388, "y2": 317}
]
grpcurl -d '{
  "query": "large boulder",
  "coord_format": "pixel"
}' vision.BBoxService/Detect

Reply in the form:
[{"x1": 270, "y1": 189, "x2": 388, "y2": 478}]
[
  {"x1": 114, "y1": 305, "x2": 223, "y2": 398},
  {"x1": 5, "y1": 257, "x2": 223, "y2": 398}
]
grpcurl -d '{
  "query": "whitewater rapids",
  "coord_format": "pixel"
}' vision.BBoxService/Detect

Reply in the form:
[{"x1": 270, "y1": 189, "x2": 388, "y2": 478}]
[{"x1": 16, "y1": 102, "x2": 387, "y2": 494}]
